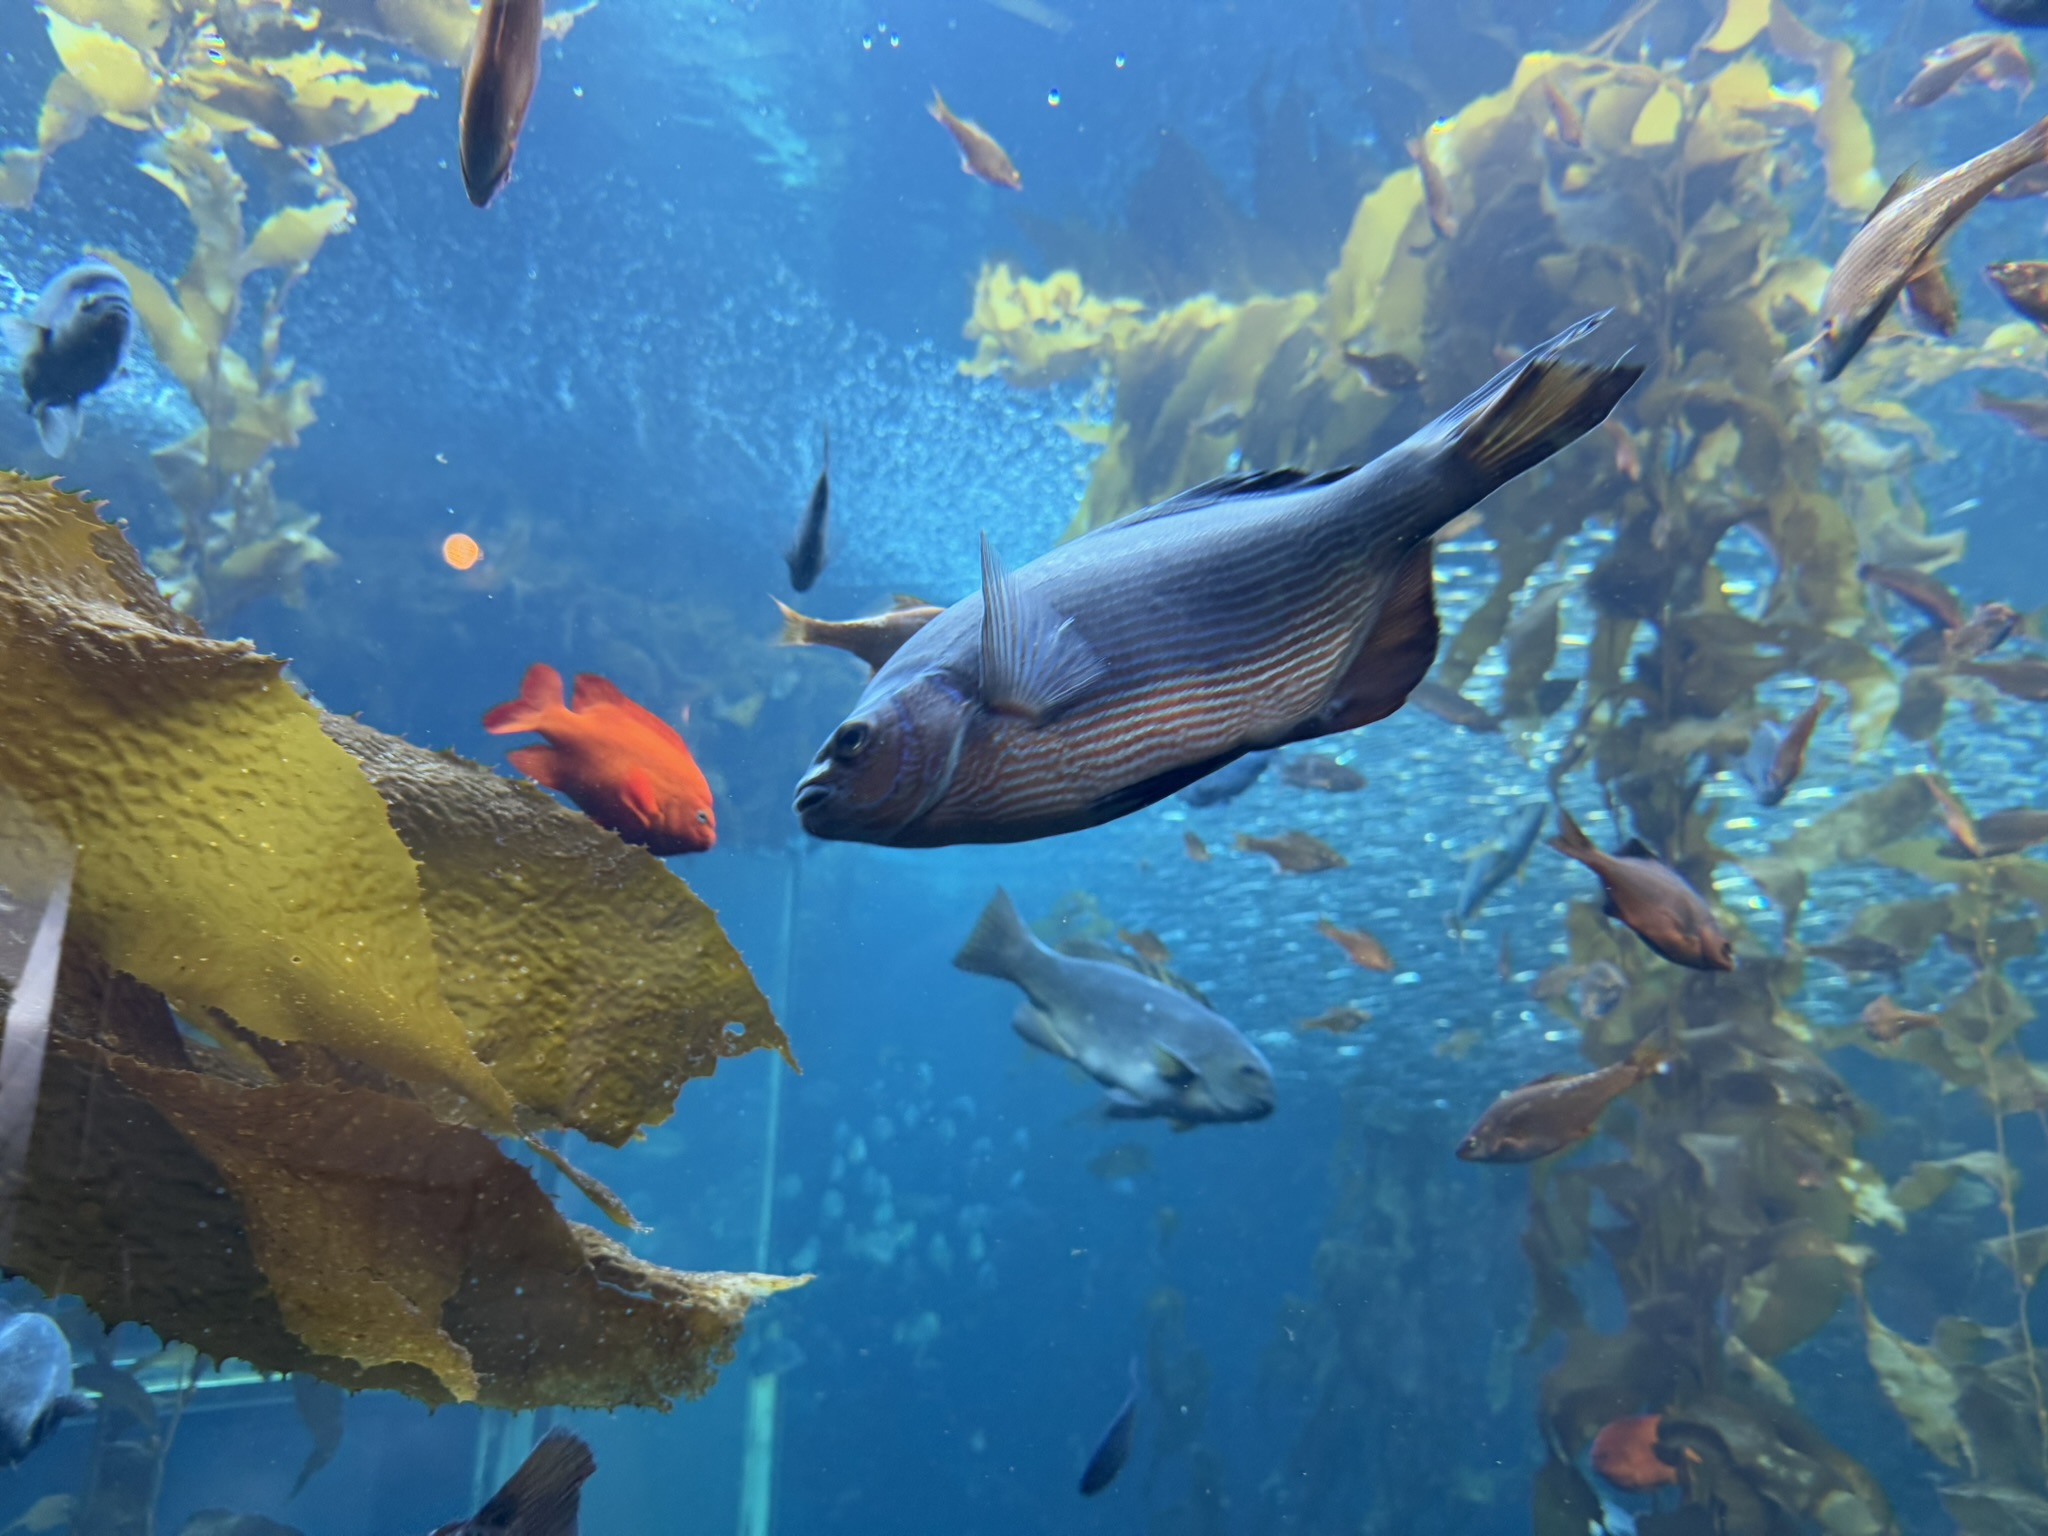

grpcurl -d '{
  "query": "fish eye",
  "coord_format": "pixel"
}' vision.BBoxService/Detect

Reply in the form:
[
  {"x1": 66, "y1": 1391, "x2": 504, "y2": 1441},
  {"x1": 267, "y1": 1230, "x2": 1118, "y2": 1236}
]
[
  {"x1": 696, "y1": 810, "x2": 710, "y2": 824},
  {"x1": 831, "y1": 722, "x2": 871, "y2": 761}
]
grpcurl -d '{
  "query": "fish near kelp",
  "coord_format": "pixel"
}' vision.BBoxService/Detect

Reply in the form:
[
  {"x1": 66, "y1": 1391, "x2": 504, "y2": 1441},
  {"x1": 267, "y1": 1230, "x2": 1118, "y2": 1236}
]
[
  {"x1": 1944, "y1": 806, "x2": 2048, "y2": 857},
  {"x1": 457, "y1": 0, "x2": 543, "y2": 206},
  {"x1": 1315, "y1": 918, "x2": 1393, "y2": 972},
  {"x1": 1862, "y1": 995, "x2": 1942, "y2": 1043},
  {"x1": 929, "y1": 88, "x2": 1021, "y2": 189},
  {"x1": 1987, "y1": 259, "x2": 2048, "y2": 323},
  {"x1": 1861, "y1": 562, "x2": 1966, "y2": 631},
  {"x1": 1960, "y1": 656, "x2": 2048, "y2": 700},
  {"x1": 429, "y1": 1429, "x2": 593, "y2": 1536},
  {"x1": 5, "y1": 261, "x2": 131, "y2": 457},
  {"x1": 1278, "y1": 754, "x2": 1366, "y2": 792},
  {"x1": 1409, "y1": 680, "x2": 1500, "y2": 732},
  {"x1": 1895, "y1": 33, "x2": 2012, "y2": 109},
  {"x1": 776, "y1": 596, "x2": 941, "y2": 673},
  {"x1": 1946, "y1": 601, "x2": 2022, "y2": 662},
  {"x1": 484, "y1": 663, "x2": 716, "y2": 854},
  {"x1": 0, "y1": 1315, "x2": 87, "y2": 1467},
  {"x1": 1740, "y1": 690, "x2": 1831, "y2": 808},
  {"x1": 1408, "y1": 135, "x2": 1458, "y2": 239},
  {"x1": 1238, "y1": 830, "x2": 1346, "y2": 874},
  {"x1": 953, "y1": 889, "x2": 1275, "y2": 1126},
  {"x1": 793, "y1": 317, "x2": 1640, "y2": 846},
  {"x1": 1452, "y1": 802, "x2": 1547, "y2": 932},
  {"x1": 1455, "y1": 1037, "x2": 1669, "y2": 1163},
  {"x1": 1804, "y1": 115, "x2": 2048, "y2": 379},
  {"x1": 1977, "y1": 386, "x2": 2048, "y2": 438},
  {"x1": 1118, "y1": 927, "x2": 1170, "y2": 965},
  {"x1": 1590, "y1": 1416, "x2": 1682, "y2": 1493},
  {"x1": 786, "y1": 425, "x2": 831, "y2": 592},
  {"x1": 1550, "y1": 810, "x2": 1734, "y2": 971},
  {"x1": 1803, "y1": 932, "x2": 1908, "y2": 983}
]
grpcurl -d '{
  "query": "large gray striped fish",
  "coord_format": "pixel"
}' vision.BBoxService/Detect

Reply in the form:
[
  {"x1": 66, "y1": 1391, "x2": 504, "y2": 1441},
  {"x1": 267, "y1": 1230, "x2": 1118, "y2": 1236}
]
[{"x1": 793, "y1": 315, "x2": 1640, "y2": 847}]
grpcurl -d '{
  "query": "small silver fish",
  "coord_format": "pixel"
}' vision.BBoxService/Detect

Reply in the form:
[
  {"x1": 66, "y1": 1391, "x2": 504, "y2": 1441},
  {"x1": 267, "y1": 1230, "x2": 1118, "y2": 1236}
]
[
  {"x1": 954, "y1": 888, "x2": 1275, "y2": 1126},
  {"x1": 5, "y1": 262, "x2": 131, "y2": 457},
  {"x1": 458, "y1": 0, "x2": 544, "y2": 207}
]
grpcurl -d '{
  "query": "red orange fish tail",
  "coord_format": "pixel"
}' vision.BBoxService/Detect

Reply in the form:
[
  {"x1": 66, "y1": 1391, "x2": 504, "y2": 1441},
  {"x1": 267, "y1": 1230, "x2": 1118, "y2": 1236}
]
[{"x1": 483, "y1": 662, "x2": 565, "y2": 733}]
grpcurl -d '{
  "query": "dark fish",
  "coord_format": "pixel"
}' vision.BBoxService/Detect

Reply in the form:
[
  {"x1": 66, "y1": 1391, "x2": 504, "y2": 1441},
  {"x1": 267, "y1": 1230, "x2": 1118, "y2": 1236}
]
[
  {"x1": 1860, "y1": 562, "x2": 1965, "y2": 630},
  {"x1": 1925, "y1": 775, "x2": 1984, "y2": 856},
  {"x1": 792, "y1": 321, "x2": 1637, "y2": 845},
  {"x1": 1895, "y1": 33, "x2": 2004, "y2": 109},
  {"x1": 430, "y1": 1429, "x2": 594, "y2": 1536},
  {"x1": 1987, "y1": 259, "x2": 2048, "y2": 321},
  {"x1": 1456, "y1": 1036, "x2": 1668, "y2": 1163},
  {"x1": 786, "y1": 426, "x2": 831, "y2": 592},
  {"x1": 1803, "y1": 933, "x2": 1908, "y2": 982},
  {"x1": 1947, "y1": 601, "x2": 2021, "y2": 661},
  {"x1": 1550, "y1": 809, "x2": 1735, "y2": 970},
  {"x1": 1078, "y1": 1361, "x2": 1139, "y2": 1496},
  {"x1": 1453, "y1": 802, "x2": 1547, "y2": 929},
  {"x1": 954, "y1": 889, "x2": 1275, "y2": 1125},
  {"x1": 1315, "y1": 918, "x2": 1393, "y2": 971},
  {"x1": 1977, "y1": 386, "x2": 2048, "y2": 438},
  {"x1": 1342, "y1": 349, "x2": 1424, "y2": 392},
  {"x1": 1408, "y1": 680, "x2": 1501, "y2": 732},
  {"x1": 1978, "y1": 0, "x2": 2048, "y2": 33},
  {"x1": 1237, "y1": 830, "x2": 1347, "y2": 874},
  {"x1": 1993, "y1": 162, "x2": 2048, "y2": 197},
  {"x1": 1278, "y1": 753, "x2": 1367, "y2": 792},
  {"x1": 1901, "y1": 260, "x2": 1961, "y2": 335},
  {"x1": 1943, "y1": 806, "x2": 2048, "y2": 857},
  {"x1": 1807, "y1": 115, "x2": 2048, "y2": 379},
  {"x1": 775, "y1": 596, "x2": 940, "y2": 672},
  {"x1": 456, "y1": 0, "x2": 543, "y2": 206},
  {"x1": 1578, "y1": 960, "x2": 1628, "y2": 1020},
  {"x1": 1961, "y1": 656, "x2": 2048, "y2": 699},
  {"x1": 1408, "y1": 136, "x2": 1459, "y2": 239},
  {"x1": 1862, "y1": 995, "x2": 1941, "y2": 1043},
  {"x1": 1740, "y1": 690, "x2": 1830, "y2": 807},
  {"x1": 1179, "y1": 751, "x2": 1275, "y2": 806},
  {"x1": 1297, "y1": 1004, "x2": 1371, "y2": 1034},
  {"x1": 0, "y1": 1314, "x2": 86, "y2": 1467},
  {"x1": 5, "y1": 262, "x2": 131, "y2": 457}
]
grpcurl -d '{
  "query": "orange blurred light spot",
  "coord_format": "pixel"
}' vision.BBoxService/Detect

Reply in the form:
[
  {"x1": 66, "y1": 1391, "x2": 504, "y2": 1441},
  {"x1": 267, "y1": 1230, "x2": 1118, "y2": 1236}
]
[{"x1": 442, "y1": 532, "x2": 483, "y2": 571}]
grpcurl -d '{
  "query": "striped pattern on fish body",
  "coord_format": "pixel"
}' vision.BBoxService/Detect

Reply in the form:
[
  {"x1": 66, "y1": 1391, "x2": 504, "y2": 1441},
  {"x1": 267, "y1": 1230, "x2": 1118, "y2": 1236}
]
[
  {"x1": 794, "y1": 317, "x2": 1640, "y2": 846},
  {"x1": 1813, "y1": 114, "x2": 2048, "y2": 379}
]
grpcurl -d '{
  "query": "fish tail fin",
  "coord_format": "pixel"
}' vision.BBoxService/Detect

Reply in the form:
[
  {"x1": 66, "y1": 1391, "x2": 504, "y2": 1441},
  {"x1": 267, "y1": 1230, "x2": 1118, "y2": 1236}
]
[
  {"x1": 471, "y1": 1430, "x2": 595, "y2": 1536},
  {"x1": 953, "y1": 886, "x2": 1043, "y2": 981},
  {"x1": 1628, "y1": 1032, "x2": 1675, "y2": 1078},
  {"x1": 34, "y1": 402, "x2": 81, "y2": 458},
  {"x1": 1, "y1": 317, "x2": 40, "y2": 358},
  {"x1": 483, "y1": 662, "x2": 565, "y2": 733},
  {"x1": 1435, "y1": 313, "x2": 1642, "y2": 494},
  {"x1": 774, "y1": 597, "x2": 815, "y2": 647},
  {"x1": 928, "y1": 86, "x2": 948, "y2": 121},
  {"x1": 1548, "y1": 806, "x2": 1596, "y2": 863}
]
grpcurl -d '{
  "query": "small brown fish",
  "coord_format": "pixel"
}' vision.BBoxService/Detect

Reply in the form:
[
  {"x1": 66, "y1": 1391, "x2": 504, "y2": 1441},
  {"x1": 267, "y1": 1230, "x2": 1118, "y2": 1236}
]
[
  {"x1": 1237, "y1": 830, "x2": 1347, "y2": 874},
  {"x1": 1182, "y1": 830, "x2": 1210, "y2": 863},
  {"x1": 1315, "y1": 918, "x2": 1393, "y2": 971},
  {"x1": 1994, "y1": 161, "x2": 2048, "y2": 199},
  {"x1": 1947, "y1": 601, "x2": 2022, "y2": 661},
  {"x1": 1456, "y1": 1036, "x2": 1668, "y2": 1163},
  {"x1": 1298, "y1": 1004, "x2": 1371, "y2": 1035},
  {"x1": 1542, "y1": 77, "x2": 1584, "y2": 147},
  {"x1": 1862, "y1": 995, "x2": 1942, "y2": 1043},
  {"x1": 457, "y1": 0, "x2": 544, "y2": 207},
  {"x1": 1977, "y1": 386, "x2": 2048, "y2": 438},
  {"x1": 1342, "y1": 350, "x2": 1424, "y2": 393},
  {"x1": 928, "y1": 88, "x2": 1022, "y2": 190},
  {"x1": 1278, "y1": 754, "x2": 1367, "y2": 793},
  {"x1": 1118, "y1": 927, "x2": 1171, "y2": 965},
  {"x1": 775, "y1": 597, "x2": 943, "y2": 673},
  {"x1": 1861, "y1": 562, "x2": 1966, "y2": 631},
  {"x1": 1895, "y1": 32, "x2": 2005, "y2": 109},
  {"x1": 1808, "y1": 114, "x2": 2048, "y2": 379},
  {"x1": 1408, "y1": 135, "x2": 1459, "y2": 240},
  {"x1": 1602, "y1": 417, "x2": 1641, "y2": 481},
  {"x1": 1924, "y1": 775, "x2": 1984, "y2": 857},
  {"x1": 1578, "y1": 960, "x2": 1629, "y2": 1020},
  {"x1": 1960, "y1": 656, "x2": 2048, "y2": 701},
  {"x1": 1741, "y1": 689, "x2": 1830, "y2": 808},
  {"x1": 1901, "y1": 259, "x2": 1962, "y2": 336},
  {"x1": 1804, "y1": 933, "x2": 1908, "y2": 982},
  {"x1": 1408, "y1": 680, "x2": 1501, "y2": 732},
  {"x1": 1550, "y1": 810, "x2": 1735, "y2": 971},
  {"x1": 1987, "y1": 260, "x2": 2048, "y2": 323},
  {"x1": 785, "y1": 425, "x2": 832, "y2": 591},
  {"x1": 1944, "y1": 807, "x2": 2048, "y2": 857}
]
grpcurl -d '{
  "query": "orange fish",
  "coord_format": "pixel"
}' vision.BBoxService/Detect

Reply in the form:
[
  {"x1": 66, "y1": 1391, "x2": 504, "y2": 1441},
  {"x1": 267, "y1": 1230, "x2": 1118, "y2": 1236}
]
[
  {"x1": 1590, "y1": 1415, "x2": 1680, "y2": 1492},
  {"x1": 928, "y1": 88, "x2": 1022, "y2": 190},
  {"x1": 484, "y1": 663, "x2": 716, "y2": 855},
  {"x1": 1315, "y1": 918, "x2": 1394, "y2": 972}
]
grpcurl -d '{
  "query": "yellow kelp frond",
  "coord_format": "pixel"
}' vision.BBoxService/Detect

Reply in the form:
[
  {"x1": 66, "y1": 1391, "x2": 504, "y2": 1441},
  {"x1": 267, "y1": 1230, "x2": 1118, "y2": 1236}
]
[
  {"x1": 40, "y1": 9, "x2": 160, "y2": 123},
  {"x1": 183, "y1": 45, "x2": 432, "y2": 149},
  {"x1": 315, "y1": 0, "x2": 591, "y2": 69},
  {"x1": 1766, "y1": 0, "x2": 1881, "y2": 209},
  {"x1": 961, "y1": 264, "x2": 1149, "y2": 385},
  {"x1": 325, "y1": 717, "x2": 793, "y2": 1147},
  {"x1": 44, "y1": 0, "x2": 170, "y2": 51},
  {"x1": 0, "y1": 474, "x2": 513, "y2": 1127}
]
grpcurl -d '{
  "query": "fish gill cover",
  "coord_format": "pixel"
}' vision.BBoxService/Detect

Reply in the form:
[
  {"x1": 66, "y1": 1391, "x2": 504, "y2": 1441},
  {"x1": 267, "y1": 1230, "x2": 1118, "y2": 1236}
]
[{"x1": 0, "y1": 470, "x2": 801, "y2": 1409}]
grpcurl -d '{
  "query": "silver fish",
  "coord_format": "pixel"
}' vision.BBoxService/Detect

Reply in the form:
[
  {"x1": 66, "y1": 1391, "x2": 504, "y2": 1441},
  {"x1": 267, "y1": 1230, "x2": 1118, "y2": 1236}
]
[
  {"x1": 5, "y1": 262, "x2": 131, "y2": 458},
  {"x1": 0, "y1": 1314, "x2": 87, "y2": 1467},
  {"x1": 953, "y1": 889, "x2": 1275, "y2": 1126},
  {"x1": 458, "y1": 0, "x2": 543, "y2": 207},
  {"x1": 786, "y1": 424, "x2": 831, "y2": 592},
  {"x1": 795, "y1": 315, "x2": 1640, "y2": 846},
  {"x1": 1454, "y1": 802, "x2": 1547, "y2": 929},
  {"x1": 430, "y1": 1429, "x2": 593, "y2": 1536},
  {"x1": 1808, "y1": 115, "x2": 2048, "y2": 379}
]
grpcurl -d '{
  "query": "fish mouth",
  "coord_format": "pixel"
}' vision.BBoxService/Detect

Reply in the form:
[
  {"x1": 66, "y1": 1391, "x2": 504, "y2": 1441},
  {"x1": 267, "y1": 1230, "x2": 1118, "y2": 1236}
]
[{"x1": 793, "y1": 781, "x2": 832, "y2": 817}]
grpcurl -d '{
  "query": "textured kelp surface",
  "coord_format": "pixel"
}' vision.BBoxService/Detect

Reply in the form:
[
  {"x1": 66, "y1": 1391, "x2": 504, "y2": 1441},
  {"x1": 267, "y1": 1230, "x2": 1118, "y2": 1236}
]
[{"x1": 0, "y1": 471, "x2": 800, "y2": 1409}]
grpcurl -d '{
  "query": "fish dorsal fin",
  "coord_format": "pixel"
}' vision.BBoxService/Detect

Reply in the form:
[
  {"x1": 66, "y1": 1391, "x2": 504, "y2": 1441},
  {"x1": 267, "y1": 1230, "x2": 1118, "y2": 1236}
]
[
  {"x1": 1618, "y1": 837, "x2": 1659, "y2": 861},
  {"x1": 890, "y1": 592, "x2": 935, "y2": 611},
  {"x1": 1100, "y1": 467, "x2": 1358, "y2": 534},
  {"x1": 1530, "y1": 1070, "x2": 1571, "y2": 1085},
  {"x1": 1864, "y1": 167, "x2": 1919, "y2": 227},
  {"x1": 978, "y1": 532, "x2": 1106, "y2": 723},
  {"x1": 570, "y1": 672, "x2": 629, "y2": 711},
  {"x1": 1151, "y1": 1043, "x2": 1198, "y2": 1088}
]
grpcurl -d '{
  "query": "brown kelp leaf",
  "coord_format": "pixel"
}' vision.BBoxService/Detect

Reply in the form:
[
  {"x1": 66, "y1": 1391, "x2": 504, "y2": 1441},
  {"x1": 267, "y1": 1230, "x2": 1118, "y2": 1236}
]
[
  {"x1": 1743, "y1": 775, "x2": 1934, "y2": 927},
  {"x1": 322, "y1": 718, "x2": 791, "y2": 1146},
  {"x1": 1892, "y1": 1152, "x2": 2011, "y2": 1213},
  {"x1": 1862, "y1": 1302, "x2": 1967, "y2": 1468},
  {"x1": 1731, "y1": 1224, "x2": 1868, "y2": 1359},
  {"x1": 0, "y1": 474, "x2": 512, "y2": 1125}
]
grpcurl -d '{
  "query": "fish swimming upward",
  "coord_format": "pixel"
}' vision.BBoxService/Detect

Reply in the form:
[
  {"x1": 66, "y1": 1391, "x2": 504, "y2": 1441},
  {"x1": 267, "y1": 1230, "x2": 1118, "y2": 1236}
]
[
  {"x1": 484, "y1": 663, "x2": 716, "y2": 854},
  {"x1": 794, "y1": 315, "x2": 1640, "y2": 846},
  {"x1": 457, "y1": 0, "x2": 544, "y2": 206},
  {"x1": 786, "y1": 425, "x2": 832, "y2": 592},
  {"x1": 953, "y1": 888, "x2": 1275, "y2": 1126},
  {"x1": 1805, "y1": 114, "x2": 2048, "y2": 380},
  {"x1": 5, "y1": 261, "x2": 132, "y2": 457},
  {"x1": 429, "y1": 1429, "x2": 594, "y2": 1536}
]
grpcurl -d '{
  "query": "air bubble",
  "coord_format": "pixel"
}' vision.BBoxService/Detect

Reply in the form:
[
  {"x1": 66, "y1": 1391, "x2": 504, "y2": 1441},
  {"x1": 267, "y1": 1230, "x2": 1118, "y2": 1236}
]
[{"x1": 1046, "y1": 87, "x2": 1061, "y2": 105}]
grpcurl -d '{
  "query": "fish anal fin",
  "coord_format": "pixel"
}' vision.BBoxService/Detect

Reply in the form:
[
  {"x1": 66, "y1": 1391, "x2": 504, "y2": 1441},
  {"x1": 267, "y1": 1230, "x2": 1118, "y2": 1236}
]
[
  {"x1": 978, "y1": 532, "x2": 1107, "y2": 723},
  {"x1": 1865, "y1": 167, "x2": 1920, "y2": 226},
  {"x1": 619, "y1": 765, "x2": 662, "y2": 821},
  {"x1": 1298, "y1": 542, "x2": 1440, "y2": 737},
  {"x1": 507, "y1": 744, "x2": 566, "y2": 790}
]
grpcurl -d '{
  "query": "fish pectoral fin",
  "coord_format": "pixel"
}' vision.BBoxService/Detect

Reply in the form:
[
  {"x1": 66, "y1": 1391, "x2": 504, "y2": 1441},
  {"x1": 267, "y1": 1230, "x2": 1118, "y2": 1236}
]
[
  {"x1": 1150, "y1": 1043, "x2": 1199, "y2": 1089},
  {"x1": 507, "y1": 744, "x2": 566, "y2": 791},
  {"x1": 0, "y1": 317, "x2": 42, "y2": 356},
  {"x1": 977, "y1": 531, "x2": 1107, "y2": 722},
  {"x1": 619, "y1": 765, "x2": 662, "y2": 821}
]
